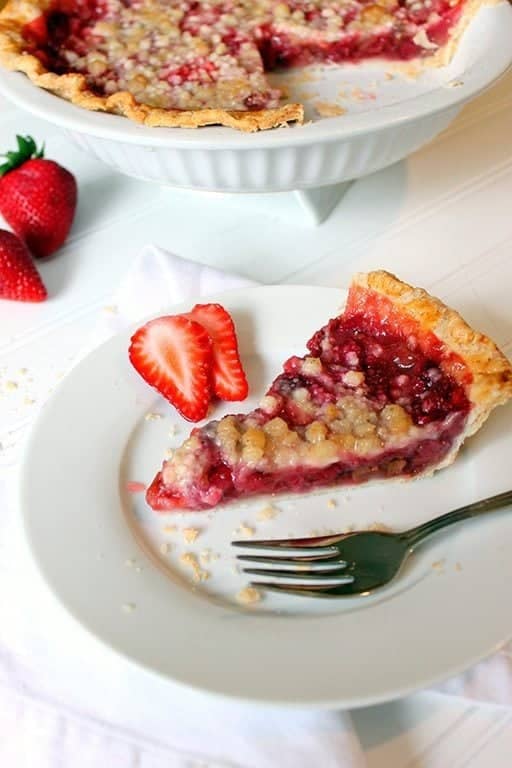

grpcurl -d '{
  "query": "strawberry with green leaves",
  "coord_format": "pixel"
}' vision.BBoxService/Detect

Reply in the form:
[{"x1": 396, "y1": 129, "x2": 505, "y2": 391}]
[{"x1": 0, "y1": 135, "x2": 77, "y2": 259}]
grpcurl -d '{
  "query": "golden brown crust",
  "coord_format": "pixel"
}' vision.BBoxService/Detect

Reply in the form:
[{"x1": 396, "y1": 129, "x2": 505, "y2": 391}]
[
  {"x1": 352, "y1": 271, "x2": 512, "y2": 470},
  {"x1": 0, "y1": 0, "x2": 303, "y2": 132}
]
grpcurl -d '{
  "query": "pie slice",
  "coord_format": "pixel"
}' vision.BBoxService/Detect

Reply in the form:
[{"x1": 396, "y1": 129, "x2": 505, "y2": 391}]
[
  {"x1": 0, "y1": 0, "x2": 498, "y2": 131},
  {"x1": 146, "y1": 271, "x2": 512, "y2": 511}
]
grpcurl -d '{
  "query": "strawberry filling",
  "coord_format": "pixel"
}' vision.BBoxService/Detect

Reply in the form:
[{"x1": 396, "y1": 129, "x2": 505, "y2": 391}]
[
  {"x1": 22, "y1": 0, "x2": 467, "y2": 111},
  {"x1": 146, "y1": 296, "x2": 471, "y2": 512}
]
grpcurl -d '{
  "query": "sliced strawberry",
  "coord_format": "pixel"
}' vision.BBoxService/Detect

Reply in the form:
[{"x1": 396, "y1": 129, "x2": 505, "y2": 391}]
[
  {"x1": 187, "y1": 303, "x2": 248, "y2": 401},
  {"x1": 129, "y1": 316, "x2": 212, "y2": 422}
]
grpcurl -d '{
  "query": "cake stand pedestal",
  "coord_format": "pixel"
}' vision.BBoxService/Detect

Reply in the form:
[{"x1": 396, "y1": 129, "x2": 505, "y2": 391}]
[{"x1": 293, "y1": 181, "x2": 353, "y2": 225}]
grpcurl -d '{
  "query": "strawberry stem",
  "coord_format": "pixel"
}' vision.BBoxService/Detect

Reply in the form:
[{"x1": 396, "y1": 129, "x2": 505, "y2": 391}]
[{"x1": 0, "y1": 135, "x2": 45, "y2": 176}]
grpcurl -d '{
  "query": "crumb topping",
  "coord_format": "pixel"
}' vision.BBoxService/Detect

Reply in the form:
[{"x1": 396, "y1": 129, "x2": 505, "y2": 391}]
[{"x1": 28, "y1": 0, "x2": 465, "y2": 114}]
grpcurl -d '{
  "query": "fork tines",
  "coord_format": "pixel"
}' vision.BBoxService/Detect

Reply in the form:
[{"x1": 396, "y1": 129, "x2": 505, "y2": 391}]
[{"x1": 232, "y1": 535, "x2": 354, "y2": 591}]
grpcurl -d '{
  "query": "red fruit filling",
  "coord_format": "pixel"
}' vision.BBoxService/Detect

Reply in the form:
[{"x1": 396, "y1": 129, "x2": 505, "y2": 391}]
[
  {"x1": 22, "y1": 0, "x2": 466, "y2": 108},
  {"x1": 146, "y1": 300, "x2": 471, "y2": 511}
]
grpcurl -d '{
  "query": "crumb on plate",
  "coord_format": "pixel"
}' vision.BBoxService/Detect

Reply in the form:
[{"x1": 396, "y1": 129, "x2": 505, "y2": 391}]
[
  {"x1": 199, "y1": 548, "x2": 211, "y2": 564},
  {"x1": 237, "y1": 586, "x2": 262, "y2": 605},
  {"x1": 145, "y1": 411, "x2": 163, "y2": 421},
  {"x1": 257, "y1": 504, "x2": 278, "y2": 521},
  {"x1": 163, "y1": 524, "x2": 177, "y2": 534},
  {"x1": 122, "y1": 602, "x2": 136, "y2": 613},
  {"x1": 234, "y1": 523, "x2": 255, "y2": 538},
  {"x1": 366, "y1": 522, "x2": 392, "y2": 532},
  {"x1": 180, "y1": 552, "x2": 210, "y2": 582},
  {"x1": 183, "y1": 527, "x2": 200, "y2": 543},
  {"x1": 314, "y1": 101, "x2": 346, "y2": 117}
]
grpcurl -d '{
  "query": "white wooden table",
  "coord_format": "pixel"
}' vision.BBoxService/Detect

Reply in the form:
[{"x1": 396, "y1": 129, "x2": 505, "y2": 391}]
[{"x1": 1, "y1": 71, "x2": 512, "y2": 766}]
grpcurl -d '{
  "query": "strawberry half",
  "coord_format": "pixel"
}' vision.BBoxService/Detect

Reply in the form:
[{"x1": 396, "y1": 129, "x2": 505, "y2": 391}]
[
  {"x1": 129, "y1": 316, "x2": 212, "y2": 422},
  {"x1": 0, "y1": 229, "x2": 47, "y2": 302},
  {"x1": 187, "y1": 303, "x2": 248, "y2": 401}
]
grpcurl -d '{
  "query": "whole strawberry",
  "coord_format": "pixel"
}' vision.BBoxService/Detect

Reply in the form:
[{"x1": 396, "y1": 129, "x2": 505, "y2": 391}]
[
  {"x1": 0, "y1": 135, "x2": 77, "y2": 259},
  {"x1": 0, "y1": 229, "x2": 47, "y2": 302}
]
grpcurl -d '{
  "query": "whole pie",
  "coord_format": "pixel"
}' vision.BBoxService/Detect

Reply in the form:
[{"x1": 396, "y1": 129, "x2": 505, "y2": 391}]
[
  {"x1": 145, "y1": 271, "x2": 512, "y2": 511},
  {"x1": 0, "y1": 0, "x2": 497, "y2": 131}
]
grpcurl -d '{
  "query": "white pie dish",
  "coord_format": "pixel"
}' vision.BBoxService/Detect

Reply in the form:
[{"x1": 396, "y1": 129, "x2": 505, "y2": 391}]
[{"x1": 0, "y1": 2, "x2": 511, "y2": 193}]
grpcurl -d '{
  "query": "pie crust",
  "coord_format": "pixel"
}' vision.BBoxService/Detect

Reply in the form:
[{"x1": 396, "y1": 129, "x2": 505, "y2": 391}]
[
  {"x1": 0, "y1": 0, "x2": 499, "y2": 131},
  {"x1": 145, "y1": 271, "x2": 512, "y2": 511},
  {"x1": 348, "y1": 271, "x2": 512, "y2": 471}
]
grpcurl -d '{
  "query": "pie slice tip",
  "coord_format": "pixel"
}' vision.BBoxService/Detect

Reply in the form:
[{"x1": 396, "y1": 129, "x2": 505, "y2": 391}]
[{"x1": 145, "y1": 271, "x2": 512, "y2": 512}]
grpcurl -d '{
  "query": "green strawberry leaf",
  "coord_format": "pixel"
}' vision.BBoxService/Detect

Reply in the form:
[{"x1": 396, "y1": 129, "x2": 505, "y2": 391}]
[{"x1": 0, "y1": 134, "x2": 45, "y2": 176}]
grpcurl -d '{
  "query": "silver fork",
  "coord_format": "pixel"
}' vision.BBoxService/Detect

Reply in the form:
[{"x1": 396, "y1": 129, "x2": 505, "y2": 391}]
[{"x1": 232, "y1": 490, "x2": 512, "y2": 598}]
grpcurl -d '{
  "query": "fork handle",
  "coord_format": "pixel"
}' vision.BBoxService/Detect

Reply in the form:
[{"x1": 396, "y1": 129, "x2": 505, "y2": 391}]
[{"x1": 403, "y1": 489, "x2": 512, "y2": 548}]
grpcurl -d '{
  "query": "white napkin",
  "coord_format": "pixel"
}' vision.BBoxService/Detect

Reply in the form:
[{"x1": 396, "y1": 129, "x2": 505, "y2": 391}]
[{"x1": 2, "y1": 244, "x2": 511, "y2": 768}]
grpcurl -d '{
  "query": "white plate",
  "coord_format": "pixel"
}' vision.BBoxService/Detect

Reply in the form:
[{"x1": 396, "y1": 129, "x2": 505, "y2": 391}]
[{"x1": 21, "y1": 285, "x2": 512, "y2": 708}]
